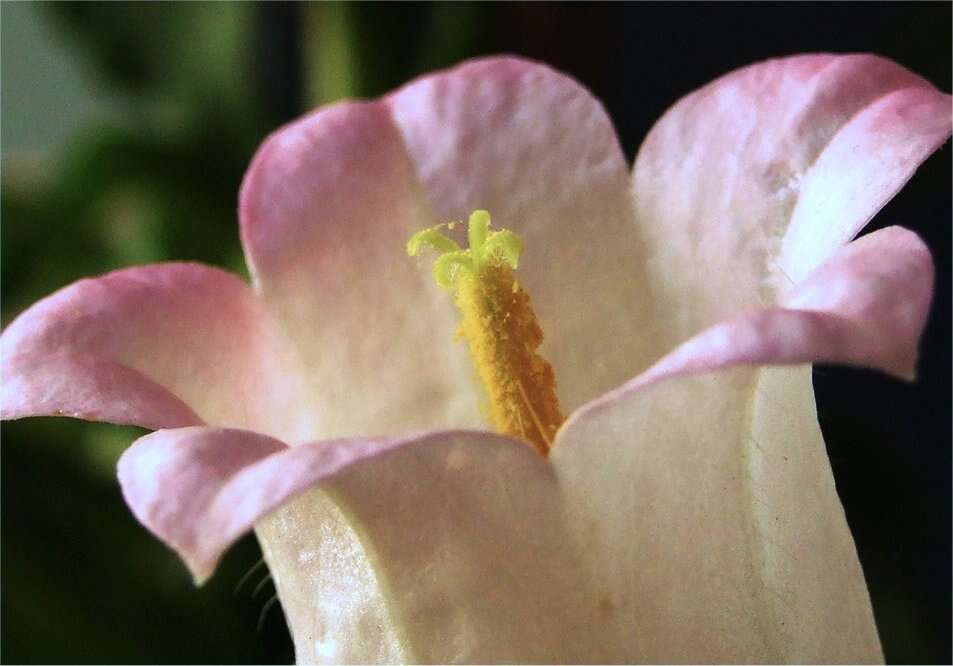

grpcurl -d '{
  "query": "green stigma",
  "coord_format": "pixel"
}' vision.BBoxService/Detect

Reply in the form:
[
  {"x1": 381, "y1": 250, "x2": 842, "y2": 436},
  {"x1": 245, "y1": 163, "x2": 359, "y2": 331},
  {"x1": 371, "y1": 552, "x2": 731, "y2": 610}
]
[{"x1": 406, "y1": 210, "x2": 523, "y2": 289}]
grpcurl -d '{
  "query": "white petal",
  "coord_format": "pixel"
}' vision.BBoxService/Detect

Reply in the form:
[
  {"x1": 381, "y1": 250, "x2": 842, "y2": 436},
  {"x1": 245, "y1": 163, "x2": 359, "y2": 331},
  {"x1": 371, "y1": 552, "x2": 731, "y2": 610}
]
[
  {"x1": 552, "y1": 366, "x2": 881, "y2": 663},
  {"x1": 239, "y1": 100, "x2": 481, "y2": 440},
  {"x1": 259, "y1": 431, "x2": 608, "y2": 663},
  {"x1": 389, "y1": 56, "x2": 662, "y2": 411}
]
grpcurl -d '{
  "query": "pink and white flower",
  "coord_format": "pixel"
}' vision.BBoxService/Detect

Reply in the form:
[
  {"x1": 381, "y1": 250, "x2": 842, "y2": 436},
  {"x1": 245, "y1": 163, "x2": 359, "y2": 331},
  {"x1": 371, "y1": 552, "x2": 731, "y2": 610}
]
[{"x1": 2, "y1": 54, "x2": 950, "y2": 663}]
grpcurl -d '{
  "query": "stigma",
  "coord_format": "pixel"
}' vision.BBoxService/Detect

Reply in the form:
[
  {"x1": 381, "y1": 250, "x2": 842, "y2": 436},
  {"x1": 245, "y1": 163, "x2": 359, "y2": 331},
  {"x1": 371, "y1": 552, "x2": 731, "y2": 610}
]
[{"x1": 407, "y1": 210, "x2": 564, "y2": 455}]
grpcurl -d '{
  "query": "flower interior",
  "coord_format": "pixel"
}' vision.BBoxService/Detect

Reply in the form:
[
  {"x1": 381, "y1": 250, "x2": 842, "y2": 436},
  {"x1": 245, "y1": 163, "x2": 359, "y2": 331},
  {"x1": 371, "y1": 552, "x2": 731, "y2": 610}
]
[{"x1": 408, "y1": 210, "x2": 564, "y2": 454}]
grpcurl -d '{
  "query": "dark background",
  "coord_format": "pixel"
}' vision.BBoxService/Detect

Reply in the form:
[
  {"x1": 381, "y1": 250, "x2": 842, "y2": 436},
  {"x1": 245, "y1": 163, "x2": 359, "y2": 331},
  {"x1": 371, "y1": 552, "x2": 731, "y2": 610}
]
[{"x1": 1, "y1": 3, "x2": 949, "y2": 663}]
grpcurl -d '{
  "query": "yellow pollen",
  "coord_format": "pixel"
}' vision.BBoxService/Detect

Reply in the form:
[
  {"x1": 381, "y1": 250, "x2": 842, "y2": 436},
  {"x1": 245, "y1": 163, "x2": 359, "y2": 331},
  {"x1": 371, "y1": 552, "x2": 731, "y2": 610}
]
[{"x1": 407, "y1": 210, "x2": 564, "y2": 455}]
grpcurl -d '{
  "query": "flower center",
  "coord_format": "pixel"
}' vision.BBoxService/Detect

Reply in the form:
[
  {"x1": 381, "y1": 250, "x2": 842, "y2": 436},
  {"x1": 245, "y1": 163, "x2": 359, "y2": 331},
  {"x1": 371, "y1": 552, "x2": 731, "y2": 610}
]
[{"x1": 407, "y1": 210, "x2": 564, "y2": 455}]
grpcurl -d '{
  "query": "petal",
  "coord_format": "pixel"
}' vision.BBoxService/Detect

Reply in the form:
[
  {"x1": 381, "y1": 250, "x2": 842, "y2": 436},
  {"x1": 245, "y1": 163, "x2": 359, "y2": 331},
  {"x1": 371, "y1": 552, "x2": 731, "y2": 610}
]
[
  {"x1": 552, "y1": 366, "x2": 881, "y2": 663},
  {"x1": 620, "y1": 225, "x2": 932, "y2": 395},
  {"x1": 388, "y1": 56, "x2": 663, "y2": 412},
  {"x1": 118, "y1": 427, "x2": 608, "y2": 663},
  {"x1": 547, "y1": 224, "x2": 929, "y2": 662},
  {"x1": 1, "y1": 263, "x2": 293, "y2": 435},
  {"x1": 781, "y1": 86, "x2": 952, "y2": 283},
  {"x1": 118, "y1": 426, "x2": 287, "y2": 582},
  {"x1": 239, "y1": 100, "x2": 482, "y2": 440},
  {"x1": 2, "y1": 351, "x2": 200, "y2": 429},
  {"x1": 633, "y1": 53, "x2": 951, "y2": 345}
]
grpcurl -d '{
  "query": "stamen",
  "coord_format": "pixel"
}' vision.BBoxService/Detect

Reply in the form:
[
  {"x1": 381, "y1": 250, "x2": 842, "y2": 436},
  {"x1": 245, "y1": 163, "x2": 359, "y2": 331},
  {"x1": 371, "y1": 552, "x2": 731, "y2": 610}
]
[
  {"x1": 408, "y1": 210, "x2": 564, "y2": 455},
  {"x1": 515, "y1": 377, "x2": 552, "y2": 449}
]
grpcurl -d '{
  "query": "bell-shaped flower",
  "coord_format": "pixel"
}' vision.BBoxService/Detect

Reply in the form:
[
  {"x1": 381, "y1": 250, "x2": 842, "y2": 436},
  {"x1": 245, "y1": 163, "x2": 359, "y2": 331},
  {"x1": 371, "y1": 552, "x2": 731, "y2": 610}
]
[{"x1": 2, "y1": 54, "x2": 950, "y2": 663}]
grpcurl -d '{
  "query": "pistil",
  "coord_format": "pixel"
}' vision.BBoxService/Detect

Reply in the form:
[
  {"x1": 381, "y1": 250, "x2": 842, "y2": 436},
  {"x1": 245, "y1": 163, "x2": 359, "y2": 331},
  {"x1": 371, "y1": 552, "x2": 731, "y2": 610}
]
[{"x1": 407, "y1": 211, "x2": 564, "y2": 454}]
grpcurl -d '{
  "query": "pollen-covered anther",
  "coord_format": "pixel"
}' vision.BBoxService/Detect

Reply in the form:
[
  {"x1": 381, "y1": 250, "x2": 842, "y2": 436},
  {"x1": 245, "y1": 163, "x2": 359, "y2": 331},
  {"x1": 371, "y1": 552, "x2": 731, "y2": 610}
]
[{"x1": 407, "y1": 210, "x2": 564, "y2": 454}]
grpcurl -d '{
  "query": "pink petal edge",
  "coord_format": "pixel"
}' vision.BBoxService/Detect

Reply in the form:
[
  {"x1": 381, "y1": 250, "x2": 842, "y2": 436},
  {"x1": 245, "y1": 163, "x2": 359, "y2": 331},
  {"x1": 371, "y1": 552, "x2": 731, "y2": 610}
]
[
  {"x1": 0, "y1": 263, "x2": 279, "y2": 431},
  {"x1": 570, "y1": 225, "x2": 933, "y2": 424},
  {"x1": 632, "y1": 53, "x2": 951, "y2": 346},
  {"x1": 117, "y1": 426, "x2": 523, "y2": 583},
  {"x1": 2, "y1": 351, "x2": 202, "y2": 428}
]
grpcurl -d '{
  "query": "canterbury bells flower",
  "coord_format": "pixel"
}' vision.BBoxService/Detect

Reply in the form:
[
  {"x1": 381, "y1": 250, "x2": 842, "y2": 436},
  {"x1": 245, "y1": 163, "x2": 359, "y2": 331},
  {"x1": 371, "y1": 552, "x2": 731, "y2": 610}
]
[{"x1": 2, "y1": 55, "x2": 950, "y2": 663}]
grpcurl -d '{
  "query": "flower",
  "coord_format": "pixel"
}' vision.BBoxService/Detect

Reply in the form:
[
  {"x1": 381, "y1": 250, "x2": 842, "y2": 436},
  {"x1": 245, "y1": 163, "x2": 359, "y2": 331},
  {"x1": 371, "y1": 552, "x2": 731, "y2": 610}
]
[{"x1": 2, "y1": 54, "x2": 950, "y2": 663}]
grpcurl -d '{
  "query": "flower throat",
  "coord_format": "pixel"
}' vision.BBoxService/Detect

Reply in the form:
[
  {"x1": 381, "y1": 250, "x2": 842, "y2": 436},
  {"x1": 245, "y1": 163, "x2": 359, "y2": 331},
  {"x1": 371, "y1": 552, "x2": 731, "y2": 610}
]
[{"x1": 407, "y1": 210, "x2": 564, "y2": 455}]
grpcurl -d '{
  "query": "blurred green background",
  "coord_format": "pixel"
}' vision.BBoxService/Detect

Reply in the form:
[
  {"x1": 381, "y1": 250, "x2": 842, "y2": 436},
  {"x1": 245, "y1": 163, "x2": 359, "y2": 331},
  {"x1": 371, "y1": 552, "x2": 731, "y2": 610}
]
[{"x1": 2, "y1": 3, "x2": 950, "y2": 663}]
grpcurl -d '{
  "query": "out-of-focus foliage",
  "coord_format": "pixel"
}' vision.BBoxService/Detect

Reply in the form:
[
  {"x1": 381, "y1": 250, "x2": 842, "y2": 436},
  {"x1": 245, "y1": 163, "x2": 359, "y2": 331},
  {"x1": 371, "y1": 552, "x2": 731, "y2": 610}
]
[
  {"x1": 1, "y1": 2, "x2": 292, "y2": 661},
  {"x1": 2, "y1": 3, "x2": 270, "y2": 312}
]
